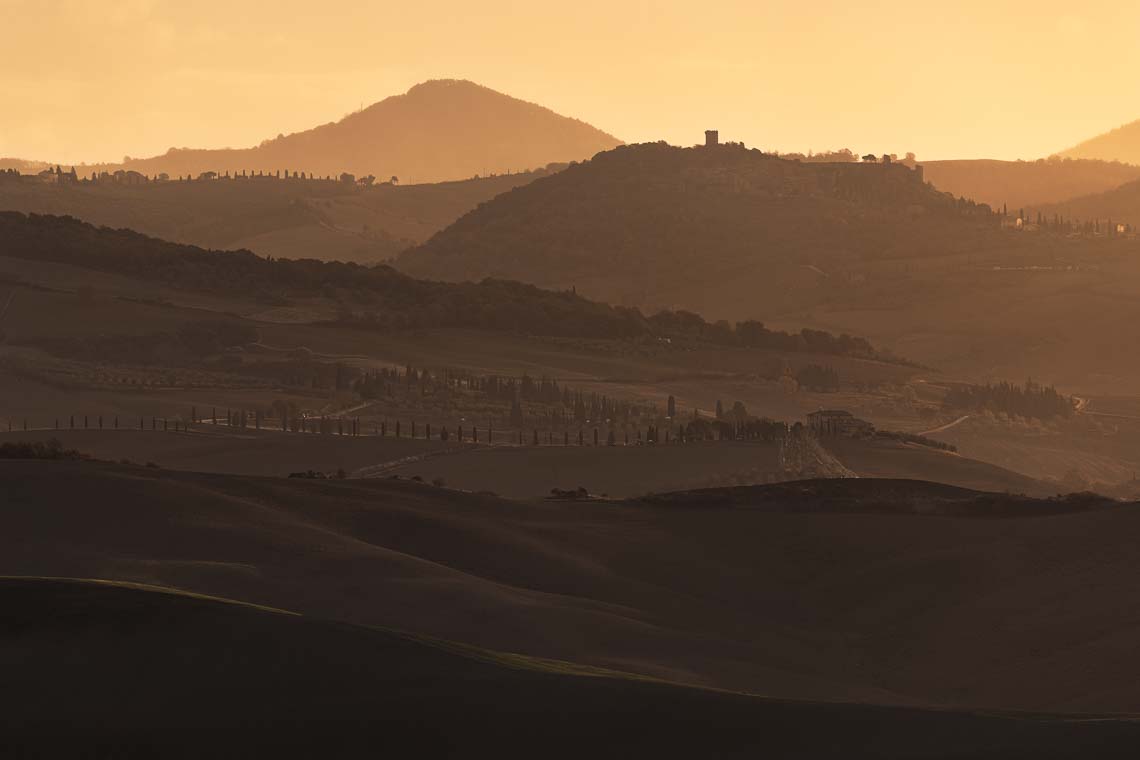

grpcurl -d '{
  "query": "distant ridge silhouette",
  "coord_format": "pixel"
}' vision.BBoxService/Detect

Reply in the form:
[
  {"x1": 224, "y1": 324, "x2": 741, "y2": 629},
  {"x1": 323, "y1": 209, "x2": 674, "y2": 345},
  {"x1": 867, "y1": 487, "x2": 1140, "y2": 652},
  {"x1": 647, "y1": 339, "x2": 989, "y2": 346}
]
[
  {"x1": 1060, "y1": 119, "x2": 1140, "y2": 166},
  {"x1": 923, "y1": 158, "x2": 1140, "y2": 211},
  {"x1": 77, "y1": 80, "x2": 622, "y2": 184}
]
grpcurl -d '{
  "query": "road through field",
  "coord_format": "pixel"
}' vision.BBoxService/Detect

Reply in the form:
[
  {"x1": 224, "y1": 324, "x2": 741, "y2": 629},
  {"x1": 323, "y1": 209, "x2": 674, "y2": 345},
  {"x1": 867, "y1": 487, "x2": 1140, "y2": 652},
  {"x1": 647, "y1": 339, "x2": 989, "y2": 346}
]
[{"x1": 918, "y1": 414, "x2": 970, "y2": 436}]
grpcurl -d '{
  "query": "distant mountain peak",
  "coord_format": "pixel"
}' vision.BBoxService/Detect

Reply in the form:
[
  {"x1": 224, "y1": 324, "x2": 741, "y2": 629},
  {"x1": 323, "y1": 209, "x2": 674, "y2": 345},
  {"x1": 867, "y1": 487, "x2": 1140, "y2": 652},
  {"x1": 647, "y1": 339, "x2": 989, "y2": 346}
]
[
  {"x1": 405, "y1": 78, "x2": 483, "y2": 93},
  {"x1": 70, "y1": 80, "x2": 622, "y2": 184}
]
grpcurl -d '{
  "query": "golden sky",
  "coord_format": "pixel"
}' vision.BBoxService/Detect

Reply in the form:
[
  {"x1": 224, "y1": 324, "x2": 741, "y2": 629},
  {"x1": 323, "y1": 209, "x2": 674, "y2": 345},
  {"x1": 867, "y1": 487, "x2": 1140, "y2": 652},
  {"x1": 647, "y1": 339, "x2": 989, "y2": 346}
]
[{"x1": 3, "y1": 0, "x2": 1138, "y2": 164}]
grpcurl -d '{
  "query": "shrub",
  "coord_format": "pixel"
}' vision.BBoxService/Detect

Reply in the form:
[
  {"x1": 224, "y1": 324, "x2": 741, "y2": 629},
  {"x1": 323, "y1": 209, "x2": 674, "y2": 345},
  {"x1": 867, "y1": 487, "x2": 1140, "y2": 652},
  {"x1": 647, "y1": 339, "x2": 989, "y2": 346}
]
[
  {"x1": 876, "y1": 430, "x2": 957, "y2": 452},
  {"x1": 0, "y1": 439, "x2": 84, "y2": 460}
]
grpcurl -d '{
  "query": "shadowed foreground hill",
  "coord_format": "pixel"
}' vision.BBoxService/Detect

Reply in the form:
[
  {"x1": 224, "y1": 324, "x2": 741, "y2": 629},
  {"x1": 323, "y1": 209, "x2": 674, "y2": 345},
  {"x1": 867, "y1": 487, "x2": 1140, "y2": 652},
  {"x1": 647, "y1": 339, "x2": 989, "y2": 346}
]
[
  {"x1": 77, "y1": 80, "x2": 622, "y2": 184},
  {"x1": 6, "y1": 461, "x2": 1140, "y2": 716},
  {"x1": 7, "y1": 579, "x2": 1140, "y2": 759}
]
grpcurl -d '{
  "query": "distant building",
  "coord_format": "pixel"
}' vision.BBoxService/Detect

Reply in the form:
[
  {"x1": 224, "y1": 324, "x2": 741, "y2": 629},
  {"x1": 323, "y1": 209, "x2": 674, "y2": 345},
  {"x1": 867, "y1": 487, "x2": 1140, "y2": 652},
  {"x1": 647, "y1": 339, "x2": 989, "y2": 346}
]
[
  {"x1": 806, "y1": 409, "x2": 874, "y2": 437},
  {"x1": 705, "y1": 130, "x2": 719, "y2": 147}
]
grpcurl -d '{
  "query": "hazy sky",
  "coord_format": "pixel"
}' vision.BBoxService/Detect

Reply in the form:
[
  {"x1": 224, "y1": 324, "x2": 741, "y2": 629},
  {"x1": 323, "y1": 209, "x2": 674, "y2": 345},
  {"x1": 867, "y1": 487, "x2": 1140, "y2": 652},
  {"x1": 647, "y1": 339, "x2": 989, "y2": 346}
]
[{"x1": 3, "y1": 0, "x2": 1139, "y2": 164}]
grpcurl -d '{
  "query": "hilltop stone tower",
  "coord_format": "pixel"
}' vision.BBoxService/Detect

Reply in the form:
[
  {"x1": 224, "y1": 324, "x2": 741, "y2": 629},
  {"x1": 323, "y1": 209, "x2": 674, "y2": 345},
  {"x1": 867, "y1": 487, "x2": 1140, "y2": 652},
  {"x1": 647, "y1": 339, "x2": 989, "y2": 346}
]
[{"x1": 705, "y1": 130, "x2": 719, "y2": 147}]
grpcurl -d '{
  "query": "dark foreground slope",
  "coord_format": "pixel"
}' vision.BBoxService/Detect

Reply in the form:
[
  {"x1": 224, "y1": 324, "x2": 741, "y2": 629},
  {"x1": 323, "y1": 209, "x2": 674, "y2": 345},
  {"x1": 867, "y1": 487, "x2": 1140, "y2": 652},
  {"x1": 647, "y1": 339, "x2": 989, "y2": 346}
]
[
  {"x1": 7, "y1": 579, "x2": 1140, "y2": 759},
  {"x1": 4, "y1": 461, "x2": 1140, "y2": 715}
]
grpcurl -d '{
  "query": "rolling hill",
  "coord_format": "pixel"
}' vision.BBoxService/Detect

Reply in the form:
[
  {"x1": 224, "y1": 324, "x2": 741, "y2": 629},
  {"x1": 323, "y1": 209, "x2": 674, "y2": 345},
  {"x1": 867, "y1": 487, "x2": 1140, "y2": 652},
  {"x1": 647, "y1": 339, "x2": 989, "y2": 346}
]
[
  {"x1": 0, "y1": 427, "x2": 1053, "y2": 498},
  {"x1": 70, "y1": 80, "x2": 622, "y2": 184},
  {"x1": 395, "y1": 142, "x2": 1140, "y2": 390},
  {"x1": 0, "y1": 210, "x2": 650, "y2": 339},
  {"x1": 1061, "y1": 119, "x2": 1140, "y2": 166},
  {"x1": 397, "y1": 142, "x2": 1000, "y2": 314},
  {"x1": 379, "y1": 435, "x2": 1051, "y2": 498},
  {"x1": 5, "y1": 460, "x2": 1140, "y2": 717},
  {"x1": 8, "y1": 577, "x2": 1140, "y2": 758},
  {"x1": 0, "y1": 209, "x2": 906, "y2": 352},
  {"x1": 1032, "y1": 176, "x2": 1140, "y2": 229},
  {"x1": 922, "y1": 158, "x2": 1140, "y2": 211},
  {"x1": 0, "y1": 167, "x2": 551, "y2": 264}
]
